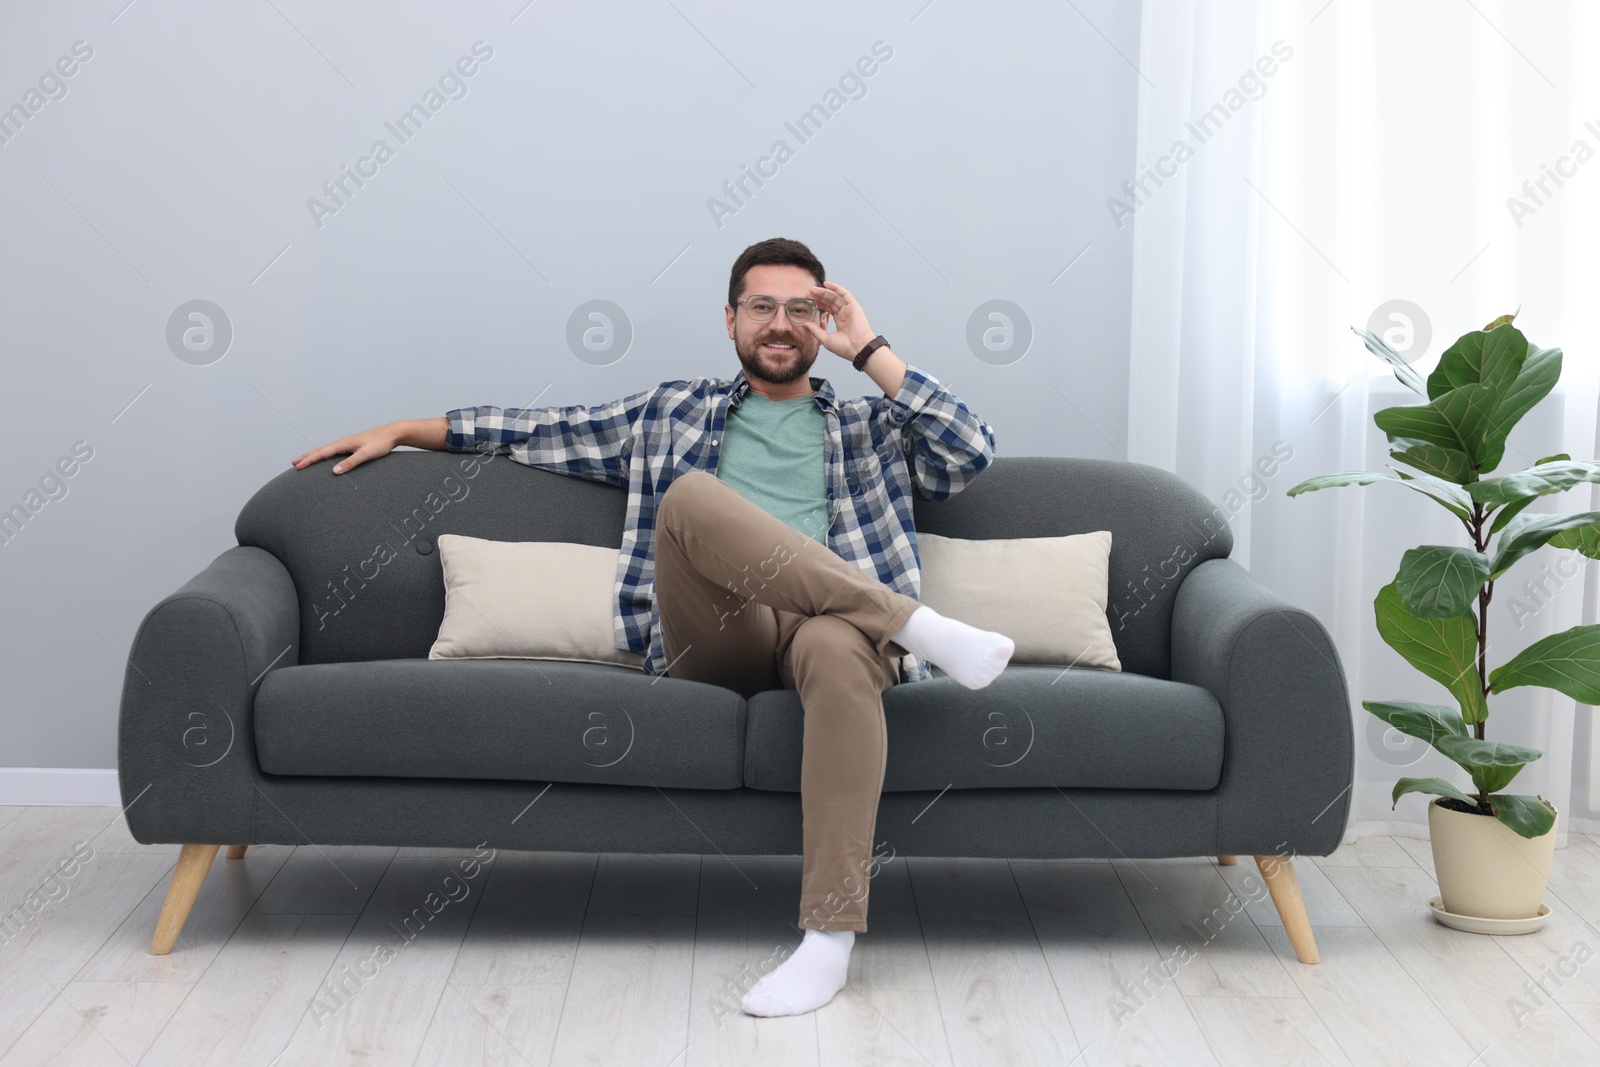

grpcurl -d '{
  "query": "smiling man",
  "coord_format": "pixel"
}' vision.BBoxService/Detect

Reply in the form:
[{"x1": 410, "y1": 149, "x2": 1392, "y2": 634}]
[{"x1": 290, "y1": 236, "x2": 1012, "y2": 1017}]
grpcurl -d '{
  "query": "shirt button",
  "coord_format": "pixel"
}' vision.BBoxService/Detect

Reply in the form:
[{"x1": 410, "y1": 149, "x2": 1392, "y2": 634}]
[{"x1": 711, "y1": 439, "x2": 719, "y2": 446}]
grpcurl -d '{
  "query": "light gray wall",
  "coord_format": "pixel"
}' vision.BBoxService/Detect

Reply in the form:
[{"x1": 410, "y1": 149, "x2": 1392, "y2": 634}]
[{"x1": 0, "y1": 0, "x2": 1139, "y2": 769}]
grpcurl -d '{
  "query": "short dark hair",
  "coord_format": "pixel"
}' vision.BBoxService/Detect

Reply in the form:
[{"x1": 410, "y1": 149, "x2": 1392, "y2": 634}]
[{"x1": 727, "y1": 238, "x2": 825, "y2": 308}]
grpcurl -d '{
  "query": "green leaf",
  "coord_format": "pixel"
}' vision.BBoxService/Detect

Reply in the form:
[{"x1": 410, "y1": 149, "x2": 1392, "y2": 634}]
[
  {"x1": 1491, "y1": 454, "x2": 1578, "y2": 536},
  {"x1": 1425, "y1": 323, "x2": 1530, "y2": 402},
  {"x1": 1491, "y1": 794, "x2": 1558, "y2": 839},
  {"x1": 1482, "y1": 345, "x2": 1562, "y2": 465},
  {"x1": 1481, "y1": 311, "x2": 1519, "y2": 331},
  {"x1": 1489, "y1": 624, "x2": 1600, "y2": 703},
  {"x1": 1468, "y1": 459, "x2": 1600, "y2": 505},
  {"x1": 1389, "y1": 440, "x2": 1476, "y2": 484},
  {"x1": 1395, "y1": 546, "x2": 1491, "y2": 618},
  {"x1": 1362, "y1": 700, "x2": 1469, "y2": 747},
  {"x1": 1374, "y1": 384, "x2": 1499, "y2": 468},
  {"x1": 1431, "y1": 734, "x2": 1542, "y2": 795},
  {"x1": 1286, "y1": 470, "x2": 1405, "y2": 497},
  {"x1": 1392, "y1": 470, "x2": 1473, "y2": 520},
  {"x1": 1549, "y1": 521, "x2": 1600, "y2": 560},
  {"x1": 1489, "y1": 510, "x2": 1600, "y2": 578},
  {"x1": 1415, "y1": 325, "x2": 1559, "y2": 475},
  {"x1": 1374, "y1": 582, "x2": 1489, "y2": 724},
  {"x1": 1284, "y1": 468, "x2": 1471, "y2": 521},
  {"x1": 1490, "y1": 496, "x2": 1537, "y2": 536},
  {"x1": 1351, "y1": 325, "x2": 1428, "y2": 397},
  {"x1": 1392, "y1": 776, "x2": 1477, "y2": 808}
]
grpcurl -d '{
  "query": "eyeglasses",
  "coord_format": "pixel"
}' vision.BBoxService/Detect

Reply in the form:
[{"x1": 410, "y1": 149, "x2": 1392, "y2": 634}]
[{"x1": 734, "y1": 295, "x2": 821, "y2": 324}]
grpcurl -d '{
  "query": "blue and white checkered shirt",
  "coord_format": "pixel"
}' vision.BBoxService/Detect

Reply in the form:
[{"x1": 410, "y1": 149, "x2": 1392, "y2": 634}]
[{"x1": 444, "y1": 362, "x2": 996, "y2": 684}]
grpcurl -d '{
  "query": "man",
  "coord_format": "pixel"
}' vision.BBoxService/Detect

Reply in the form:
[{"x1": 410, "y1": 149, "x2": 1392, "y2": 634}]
[{"x1": 289, "y1": 237, "x2": 1014, "y2": 1017}]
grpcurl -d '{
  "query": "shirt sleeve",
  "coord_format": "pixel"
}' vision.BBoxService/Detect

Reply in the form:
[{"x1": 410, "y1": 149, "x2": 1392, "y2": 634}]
[
  {"x1": 445, "y1": 385, "x2": 658, "y2": 489},
  {"x1": 871, "y1": 363, "x2": 996, "y2": 501}
]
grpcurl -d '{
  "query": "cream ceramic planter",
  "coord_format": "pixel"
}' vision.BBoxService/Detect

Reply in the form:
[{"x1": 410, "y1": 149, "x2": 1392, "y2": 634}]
[{"x1": 1428, "y1": 796, "x2": 1558, "y2": 921}]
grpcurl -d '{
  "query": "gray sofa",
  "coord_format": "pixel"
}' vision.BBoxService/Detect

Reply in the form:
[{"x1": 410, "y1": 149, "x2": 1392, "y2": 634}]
[{"x1": 117, "y1": 451, "x2": 1354, "y2": 961}]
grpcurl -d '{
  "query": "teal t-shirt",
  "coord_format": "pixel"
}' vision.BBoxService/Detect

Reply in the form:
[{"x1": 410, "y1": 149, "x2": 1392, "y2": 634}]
[{"x1": 716, "y1": 392, "x2": 829, "y2": 543}]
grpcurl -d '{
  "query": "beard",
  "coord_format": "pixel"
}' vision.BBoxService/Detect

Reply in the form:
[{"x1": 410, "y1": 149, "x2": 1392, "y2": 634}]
[{"x1": 734, "y1": 325, "x2": 819, "y2": 385}]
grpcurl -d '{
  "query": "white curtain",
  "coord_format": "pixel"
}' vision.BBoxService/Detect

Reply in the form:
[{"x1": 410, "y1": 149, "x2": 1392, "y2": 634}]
[{"x1": 1128, "y1": 0, "x2": 1600, "y2": 843}]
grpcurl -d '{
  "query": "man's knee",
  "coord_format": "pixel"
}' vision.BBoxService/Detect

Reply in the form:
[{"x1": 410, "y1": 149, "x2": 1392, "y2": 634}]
[
  {"x1": 788, "y1": 615, "x2": 877, "y2": 674},
  {"x1": 660, "y1": 469, "x2": 720, "y2": 520}
]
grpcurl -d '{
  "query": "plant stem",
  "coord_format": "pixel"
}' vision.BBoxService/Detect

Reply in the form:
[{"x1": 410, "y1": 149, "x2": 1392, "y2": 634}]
[{"x1": 1471, "y1": 501, "x2": 1495, "y2": 812}]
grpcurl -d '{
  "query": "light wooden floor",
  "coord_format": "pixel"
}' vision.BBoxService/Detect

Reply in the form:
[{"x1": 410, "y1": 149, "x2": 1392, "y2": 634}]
[{"x1": 5, "y1": 807, "x2": 1600, "y2": 1066}]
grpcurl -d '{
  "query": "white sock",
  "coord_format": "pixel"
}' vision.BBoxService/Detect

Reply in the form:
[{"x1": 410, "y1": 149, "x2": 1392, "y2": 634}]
[
  {"x1": 891, "y1": 604, "x2": 1014, "y2": 689},
  {"x1": 740, "y1": 929, "x2": 855, "y2": 1017}
]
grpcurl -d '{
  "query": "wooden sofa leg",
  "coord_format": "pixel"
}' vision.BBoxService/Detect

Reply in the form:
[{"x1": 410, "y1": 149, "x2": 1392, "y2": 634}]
[
  {"x1": 225, "y1": 845, "x2": 248, "y2": 859},
  {"x1": 150, "y1": 844, "x2": 220, "y2": 955},
  {"x1": 1255, "y1": 853, "x2": 1319, "y2": 964},
  {"x1": 1217, "y1": 855, "x2": 1237, "y2": 865}
]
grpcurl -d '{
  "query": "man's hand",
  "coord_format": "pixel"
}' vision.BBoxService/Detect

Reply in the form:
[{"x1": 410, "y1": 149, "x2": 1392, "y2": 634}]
[
  {"x1": 291, "y1": 418, "x2": 449, "y2": 473},
  {"x1": 291, "y1": 422, "x2": 400, "y2": 473},
  {"x1": 290, "y1": 423, "x2": 403, "y2": 474},
  {"x1": 800, "y1": 281, "x2": 878, "y2": 361}
]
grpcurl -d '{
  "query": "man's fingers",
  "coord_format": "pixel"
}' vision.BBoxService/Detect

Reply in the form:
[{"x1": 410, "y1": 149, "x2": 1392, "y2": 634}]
[
  {"x1": 291, "y1": 443, "x2": 329, "y2": 468},
  {"x1": 291, "y1": 443, "x2": 336, "y2": 468},
  {"x1": 291, "y1": 425, "x2": 402, "y2": 473},
  {"x1": 291, "y1": 438, "x2": 355, "y2": 470},
  {"x1": 811, "y1": 284, "x2": 857, "y2": 318},
  {"x1": 333, "y1": 436, "x2": 402, "y2": 473}
]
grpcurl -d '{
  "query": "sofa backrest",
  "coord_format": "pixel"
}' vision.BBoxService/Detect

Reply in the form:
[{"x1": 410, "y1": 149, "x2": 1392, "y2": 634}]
[{"x1": 235, "y1": 452, "x2": 1232, "y2": 679}]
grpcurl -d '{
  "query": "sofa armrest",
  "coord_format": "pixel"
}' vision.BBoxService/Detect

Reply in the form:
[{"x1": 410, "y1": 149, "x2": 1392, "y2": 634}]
[
  {"x1": 1170, "y1": 557, "x2": 1354, "y2": 856},
  {"x1": 117, "y1": 546, "x2": 300, "y2": 844}
]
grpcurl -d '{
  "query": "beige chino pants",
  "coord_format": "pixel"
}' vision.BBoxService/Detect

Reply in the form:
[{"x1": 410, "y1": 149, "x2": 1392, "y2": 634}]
[{"x1": 654, "y1": 470, "x2": 923, "y2": 932}]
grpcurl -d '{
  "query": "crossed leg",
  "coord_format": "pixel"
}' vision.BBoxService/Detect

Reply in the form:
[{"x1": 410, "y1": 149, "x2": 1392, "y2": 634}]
[
  {"x1": 653, "y1": 469, "x2": 920, "y2": 703},
  {"x1": 652, "y1": 470, "x2": 1030, "y2": 1015},
  {"x1": 654, "y1": 472, "x2": 915, "y2": 930},
  {"x1": 654, "y1": 471, "x2": 917, "y2": 1017}
]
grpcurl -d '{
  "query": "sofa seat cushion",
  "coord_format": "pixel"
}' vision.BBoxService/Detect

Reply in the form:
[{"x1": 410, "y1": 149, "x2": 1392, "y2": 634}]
[
  {"x1": 254, "y1": 658, "x2": 746, "y2": 789},
  {"x1": 743, "y1": 665, "x2": 1224, "y2": 792}
]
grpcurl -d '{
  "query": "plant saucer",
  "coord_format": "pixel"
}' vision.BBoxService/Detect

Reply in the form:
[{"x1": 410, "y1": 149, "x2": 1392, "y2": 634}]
[{"x1": 1427, "y1": 896, "x2": 1551, "y2": 935}]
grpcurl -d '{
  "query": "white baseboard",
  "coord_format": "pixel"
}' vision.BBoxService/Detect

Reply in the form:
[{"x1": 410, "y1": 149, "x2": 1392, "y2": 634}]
[{"x1": 0, "y1": 768, "x2": 120, "y2": 806}]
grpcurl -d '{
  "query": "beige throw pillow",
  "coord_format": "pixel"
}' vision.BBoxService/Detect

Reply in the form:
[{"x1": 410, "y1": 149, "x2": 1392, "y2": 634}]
[
  {"x1": 428, "y1": 533, "x2": 646, "y2": 670},
  {"x1": 916, "y1": 531, "x2": 1121, "y2": 672}
]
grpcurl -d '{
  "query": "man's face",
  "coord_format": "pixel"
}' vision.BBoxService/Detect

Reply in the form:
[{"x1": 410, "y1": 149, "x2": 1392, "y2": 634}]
[{"x1": 725, "y1": 264, "x2": 822, "y2": 385}]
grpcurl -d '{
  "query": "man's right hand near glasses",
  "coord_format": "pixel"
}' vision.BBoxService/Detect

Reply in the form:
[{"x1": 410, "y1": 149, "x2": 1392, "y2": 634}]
[{"x1": 290, "y1": 417, "x2": 449, "y2": 474}]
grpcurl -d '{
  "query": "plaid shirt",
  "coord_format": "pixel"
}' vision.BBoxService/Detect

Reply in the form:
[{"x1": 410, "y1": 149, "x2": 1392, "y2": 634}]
[{"x1": 444, "y1": 362, "x2": 996, "y2": 684}]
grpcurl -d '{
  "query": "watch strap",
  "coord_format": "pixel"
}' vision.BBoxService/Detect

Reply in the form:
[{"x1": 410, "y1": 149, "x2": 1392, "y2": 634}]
[{"x1": 853, "y1": 335, "x2": 889, "y2": 371}]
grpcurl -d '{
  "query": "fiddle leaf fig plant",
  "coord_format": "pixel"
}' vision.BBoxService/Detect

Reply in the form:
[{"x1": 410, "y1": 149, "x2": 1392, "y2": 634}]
[{"x1": 1288, "y1": 312, "x2": 1600, "y2": 839}]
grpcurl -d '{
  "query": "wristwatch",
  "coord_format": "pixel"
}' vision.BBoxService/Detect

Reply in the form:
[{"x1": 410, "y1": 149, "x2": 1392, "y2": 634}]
[{"x1": 853, "y1": 335, "x2": 889, "y2": 371}]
